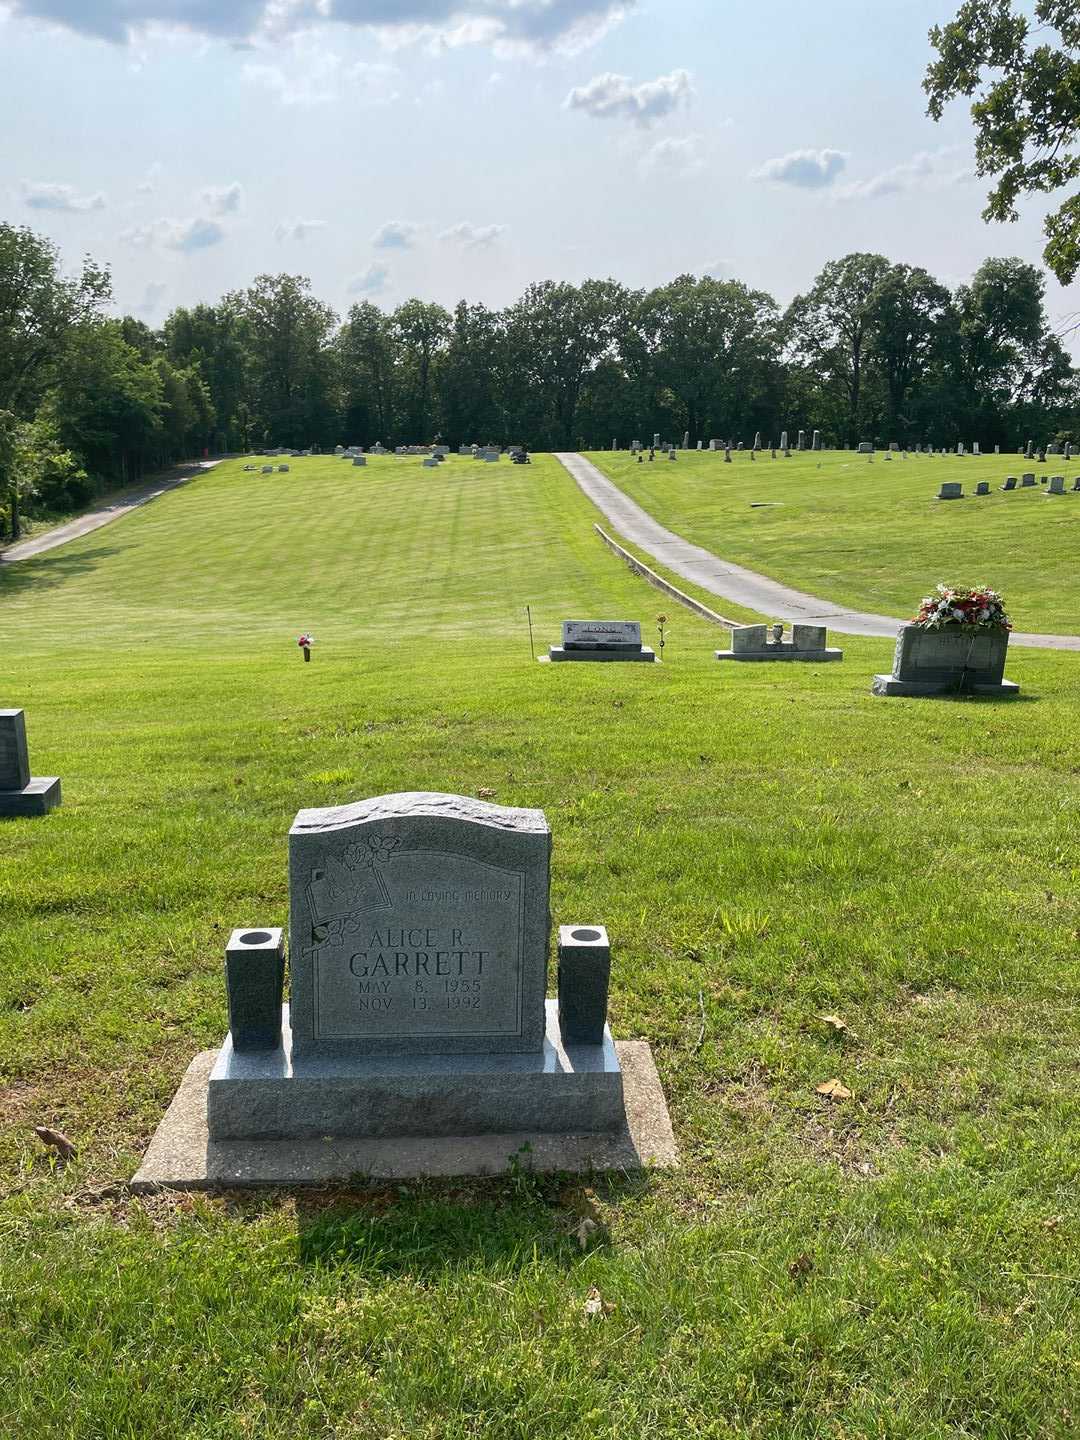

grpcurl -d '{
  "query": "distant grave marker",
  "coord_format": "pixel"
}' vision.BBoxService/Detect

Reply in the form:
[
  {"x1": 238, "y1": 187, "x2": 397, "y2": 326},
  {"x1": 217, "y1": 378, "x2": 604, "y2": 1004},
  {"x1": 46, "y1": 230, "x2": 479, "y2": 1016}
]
[{"x1": 0, "y1": 710, "x2": 61, "y2": 817}]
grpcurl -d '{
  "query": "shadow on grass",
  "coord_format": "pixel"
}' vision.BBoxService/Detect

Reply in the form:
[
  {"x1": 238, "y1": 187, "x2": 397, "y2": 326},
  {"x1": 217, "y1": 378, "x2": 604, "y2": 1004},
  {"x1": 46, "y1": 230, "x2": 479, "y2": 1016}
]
[
  {"x1": 0, "y1": 544, "x2": 122, "y2": 594},
  {"x1": 289, "y1": 1168, "x2": 653, "y2": 1276}
]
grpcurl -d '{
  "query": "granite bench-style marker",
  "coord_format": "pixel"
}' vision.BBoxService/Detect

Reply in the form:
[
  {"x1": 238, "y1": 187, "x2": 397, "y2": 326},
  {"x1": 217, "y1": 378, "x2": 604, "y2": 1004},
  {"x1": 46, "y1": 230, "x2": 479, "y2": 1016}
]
[
  {"x1": 557, "y1": 925, "x2": 611, "y2": 1045},
  {"x1": 717, "y1": 623, "x2": 843, "y2": 663},
  {"x1": 0, "y1": 709, "x2": 61, "y2": 817},
  {"x1": 135, "y1": 791, "x2": 676, "y2": 1184},
  {"x1": 225, "y1": 928, "x2": 285, "y2": 1051},
  {"x1": 547, "y1": 620, "x2": 657, "y2": 663}
]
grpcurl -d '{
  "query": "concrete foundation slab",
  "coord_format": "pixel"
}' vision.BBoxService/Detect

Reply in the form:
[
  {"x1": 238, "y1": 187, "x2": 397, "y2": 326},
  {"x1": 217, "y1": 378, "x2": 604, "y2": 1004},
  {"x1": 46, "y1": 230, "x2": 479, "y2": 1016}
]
[
  {"x1": 0, "y1": 778, "x2": 61, "y2": 817},
  {"x1": 131, "y1": 1038, "x2": 676, "y2": 1190},
  {"x1": 871, "y1": 675, "x2": 1020, "y2": 698},
  {"x1": 547, "y1": 647, "x2": 657, "y2": 662},
  {"x1": 208, "y1": 1001, "x2": 623, "y2": 1140},
  {"x1": 715, "y1": 648, "x2": 843, "y2": 663}
]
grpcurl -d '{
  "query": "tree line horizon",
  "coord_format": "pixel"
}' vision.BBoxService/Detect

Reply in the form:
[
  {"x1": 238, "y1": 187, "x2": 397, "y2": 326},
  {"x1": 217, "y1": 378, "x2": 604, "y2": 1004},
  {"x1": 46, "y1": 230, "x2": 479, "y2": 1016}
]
[{"x1": 2, "y1": 221, "x2": 1078, "y2": 534}]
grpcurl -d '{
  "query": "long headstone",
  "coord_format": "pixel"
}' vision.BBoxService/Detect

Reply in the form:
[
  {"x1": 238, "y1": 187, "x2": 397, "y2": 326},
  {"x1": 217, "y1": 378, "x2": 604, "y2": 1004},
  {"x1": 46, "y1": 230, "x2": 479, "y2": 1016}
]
[
  {"x1": 548, "y1": 621, "x2": 656, "y2": 663},
  {"x1": 873, "y1": 626, "x2": 1018, "y2": 698}
]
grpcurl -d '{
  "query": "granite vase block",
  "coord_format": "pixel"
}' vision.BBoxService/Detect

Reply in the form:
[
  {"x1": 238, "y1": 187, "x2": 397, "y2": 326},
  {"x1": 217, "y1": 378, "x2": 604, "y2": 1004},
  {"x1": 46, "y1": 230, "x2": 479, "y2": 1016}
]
[
  {"x1": 289, "y1": 792, "x2": 551, "y2": 1059},
  {"x1": 557, "y1": 926, "x2": 611, "y2": 1045},
  {"x1": 225, "y1": 928, "x2": 285, "y2": 1051},
  {"x1": 207, "y1": 1001, "x2": 623, "y2": 1140},
  {"x1": 872, "y1": 624, "x2": 1017, "y2": 697}
]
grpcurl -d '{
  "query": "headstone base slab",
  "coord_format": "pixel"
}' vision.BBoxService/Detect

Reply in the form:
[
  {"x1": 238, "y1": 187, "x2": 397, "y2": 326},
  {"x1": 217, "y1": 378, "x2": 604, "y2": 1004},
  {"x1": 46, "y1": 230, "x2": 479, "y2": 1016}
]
[
  {"x1": 871, "y1": 675, "x2": 1020, "y2": 698},
  {"x1": 0, "y1": 778, "x2": 61, "y2": 817},
  {"x1": 131, "y1": 1039, "x2": 675, "y2": 1191},
  {"x1": 205, "y1": 1002, "x2": 622, "y2": 1141},
  {"x1": 547, "y1": 647, "x2": 657, "y2": 662},
  {"x1": 715, "y1": 647, "x2": 843, "y2": 663}
]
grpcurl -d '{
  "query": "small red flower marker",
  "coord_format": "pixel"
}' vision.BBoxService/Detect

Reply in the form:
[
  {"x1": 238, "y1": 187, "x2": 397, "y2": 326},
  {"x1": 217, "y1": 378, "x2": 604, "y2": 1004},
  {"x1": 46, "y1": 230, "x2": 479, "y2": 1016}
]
[{"x1": 298, "y1": 633, "x2": 314, "y2": 662}]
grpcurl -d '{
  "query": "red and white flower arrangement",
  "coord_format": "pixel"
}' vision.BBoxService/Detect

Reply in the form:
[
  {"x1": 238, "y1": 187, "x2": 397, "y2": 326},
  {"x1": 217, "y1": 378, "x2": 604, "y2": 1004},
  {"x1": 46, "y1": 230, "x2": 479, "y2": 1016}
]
[
  {"x1": 298, "y1": 633, "x2": 315, "y2": 661},
  {"x1": 912, "y1": 584, "x2": 1011, "y2": 631}
]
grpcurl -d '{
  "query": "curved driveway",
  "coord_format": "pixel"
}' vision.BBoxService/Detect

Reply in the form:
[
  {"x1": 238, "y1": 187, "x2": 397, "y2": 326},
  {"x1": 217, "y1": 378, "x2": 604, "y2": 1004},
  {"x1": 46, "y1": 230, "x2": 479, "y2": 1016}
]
[{"x1": 556, "y1": 452, "x2": 1080, "y2": 652}]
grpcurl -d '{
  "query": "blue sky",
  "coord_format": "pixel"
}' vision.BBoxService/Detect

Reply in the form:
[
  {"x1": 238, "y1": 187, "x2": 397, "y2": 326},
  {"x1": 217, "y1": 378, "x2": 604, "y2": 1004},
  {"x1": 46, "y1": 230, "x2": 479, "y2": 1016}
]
[{"x1": 1, "y1": 0, "x2": 1075, "y2": 347}]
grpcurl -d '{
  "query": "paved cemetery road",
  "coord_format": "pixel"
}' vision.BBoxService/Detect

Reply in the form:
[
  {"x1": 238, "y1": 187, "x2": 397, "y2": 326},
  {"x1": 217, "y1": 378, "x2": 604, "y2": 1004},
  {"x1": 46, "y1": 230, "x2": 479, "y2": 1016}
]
[
  {"x1": 557, "y1": 452, "x2": 1080, "y2": 652},
  {"x1": 0, "y1": 460, "x2": 221, "y2": 566}
]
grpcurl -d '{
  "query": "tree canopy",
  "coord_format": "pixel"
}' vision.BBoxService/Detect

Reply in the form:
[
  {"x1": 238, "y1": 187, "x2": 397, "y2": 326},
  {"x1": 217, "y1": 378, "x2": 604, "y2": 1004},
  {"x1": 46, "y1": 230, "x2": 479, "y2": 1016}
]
[
  {"x1": 924, "y1": 0, "x2": 1080, "y2": 284},
  {"x1": 1, "y1": 220, "x2": 1077, "y2": 539}
]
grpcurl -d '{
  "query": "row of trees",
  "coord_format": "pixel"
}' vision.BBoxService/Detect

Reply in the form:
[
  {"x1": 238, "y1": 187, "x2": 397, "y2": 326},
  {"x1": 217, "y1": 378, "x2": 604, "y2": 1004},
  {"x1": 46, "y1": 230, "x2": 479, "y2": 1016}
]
[
  {"x1": 164, "y1": 256, "x2": 1078, "y2": 456},
  {"x1": 2, "y1": 221, "x2": 1078, "y2": 537}
]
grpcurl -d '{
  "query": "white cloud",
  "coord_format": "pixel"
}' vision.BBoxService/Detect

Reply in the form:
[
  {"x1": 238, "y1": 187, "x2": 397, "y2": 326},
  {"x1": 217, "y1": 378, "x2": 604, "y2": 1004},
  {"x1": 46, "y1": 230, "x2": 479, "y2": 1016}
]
[
  {"x1": 135, "y1": 161, "x2": 163, "y2": 196},
  {"x1": 438, "y1": 220, "x2": 507, "y2": 249},
  {"x1": 274, "y1": 219, "x2": 326, "y2": 241},
  {"x1": 21, "y1": 180, "x2": 105, "y2": 212},
  {"x1": 349, "y1": 263, "x2": 390, "y2": 295},
  {"x1": 834, "y1": 147, "x2": 978, "y2": 201},
  {"x1": 639, "y1": 133, "x2": 705, "y2": 180},
  {"x1": 202, "y1": 181, "x2": 243, "y2": 215},
  {"x1": 373, "y1": 219, "x2": 421, "y2": 250},
  {"x1": 119, "y1": 216, "x2": 225, "y2": 251},
  {"x1": 6, "y1": 0, "x2": 269, "y2": 43},
  {"x1": 337, "y1": 1, "x2": 631, "y2": 57},
  {"x1": 565, "y1": 68, "x2": 692, "y2": 127},
  {"x1": 243, "y1": 44, "x2": 399, "y2": 106},
  {"x1": 751, "y1": 148, "x2": 848, "y2": 189},
  {"x1": 6, "y1": 0, "x2": 632, "y2": 55},
  {"x1": 704, "y1": 259, "x2": 734, "y2": 280}
]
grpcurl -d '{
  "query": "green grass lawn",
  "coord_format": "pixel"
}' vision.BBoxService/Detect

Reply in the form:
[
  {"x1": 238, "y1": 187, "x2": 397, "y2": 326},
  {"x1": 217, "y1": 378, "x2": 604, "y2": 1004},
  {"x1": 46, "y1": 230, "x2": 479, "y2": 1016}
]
[
  {"x1": 586, "y1": 448, "x2": 1080, "y2": 635},
  {"x1": 2, "y1": 452, "x2": 1079, "y2": 1438}
]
